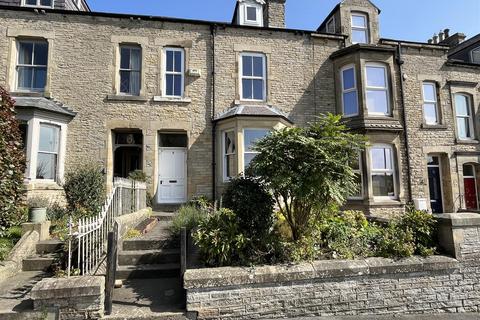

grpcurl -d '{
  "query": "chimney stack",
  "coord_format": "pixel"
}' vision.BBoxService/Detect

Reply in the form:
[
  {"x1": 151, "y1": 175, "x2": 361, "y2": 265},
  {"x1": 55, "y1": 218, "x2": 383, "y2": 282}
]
[
  {"x1": 444, "y1": 28, "x2": 450, "y2": 38},
  {"x1": 439, "y1": 30, "x2": 445, "y2": 42},
  {"x1": 264, "y1": 0, "x2": 286, "y2": 28}
]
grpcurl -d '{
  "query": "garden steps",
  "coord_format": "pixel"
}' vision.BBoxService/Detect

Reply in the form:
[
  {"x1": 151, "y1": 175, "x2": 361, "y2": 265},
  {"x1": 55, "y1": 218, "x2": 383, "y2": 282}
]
[
  {"x1": 35, "y1": 239, "x2": 63, "y2": 254},
  {"x1": 22, "y1": 254, "x2": 57, "y2": 271},
  {"x1": 118, "y1": 249, "x2": 180, "y2": 266},
  {"x1": 152, "y1": 211, "x2": 177, "y2": 222},
  {"x1": 116, "y1": 263, "x2": 181, "y2": 279}
]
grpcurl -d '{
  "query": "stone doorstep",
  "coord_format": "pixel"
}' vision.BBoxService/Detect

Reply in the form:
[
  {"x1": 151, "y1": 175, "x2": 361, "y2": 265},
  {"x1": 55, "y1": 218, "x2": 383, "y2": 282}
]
[
  {"x1": 30, "y1": 276, "x2": 104, "y2": 300},
  {"x1": 183, "y1": 255, "x2": 459, "y2": 289}
]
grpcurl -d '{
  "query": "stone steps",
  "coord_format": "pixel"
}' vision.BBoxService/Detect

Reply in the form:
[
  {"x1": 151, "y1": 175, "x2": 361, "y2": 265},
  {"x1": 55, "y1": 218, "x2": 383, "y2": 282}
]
[
  {"x1": 116, "y1": 263, "x2": 181, "y2": 280},
  {"x1": 118, "y1": 249, "x2": 180, "y2": 266},
  {"x1": 105, "y1": 312, "x2": 187, "y2": 320},
  {"x1": 22, "y1": 254, "x2": 57, "y2": 272},
  {"x1": 123, "y1": 238, "x2": 180, "y2": 251},
  {"x1": 35, "y1": 239, "x2": 63, "y2": 254}
]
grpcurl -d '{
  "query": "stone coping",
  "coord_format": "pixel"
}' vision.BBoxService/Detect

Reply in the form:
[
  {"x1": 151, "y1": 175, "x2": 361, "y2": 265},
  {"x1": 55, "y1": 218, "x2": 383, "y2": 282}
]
[
  {"x1": 435, "y1": 212, "x2": 480, "y2": 227},
  {"x1": 31, "y1": 276, "x2": 104, "y2": 300},
  {"x1": 183, "y1": 255, "x2": 458, "y2": 289}
]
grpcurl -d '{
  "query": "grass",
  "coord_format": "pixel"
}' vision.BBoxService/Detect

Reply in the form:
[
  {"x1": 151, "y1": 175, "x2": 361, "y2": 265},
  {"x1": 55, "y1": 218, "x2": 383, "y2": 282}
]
[{"x1": 0, "y1": 226, "x2": 22, "y2": 261}]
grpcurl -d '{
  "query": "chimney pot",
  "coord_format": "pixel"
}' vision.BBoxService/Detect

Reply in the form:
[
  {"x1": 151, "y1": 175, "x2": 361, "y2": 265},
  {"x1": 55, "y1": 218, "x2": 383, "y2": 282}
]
[
  {"x1": 439, "y1": 30, "x2": 445, "y2": 41},
  {"x1": 444, "y1": 28, "x2": 450, "y2": 38},
  {"x1": 432, "y1": 34, "x2": 438, "y2": 44},
  {"x1": 428, "y1": 39, "x2": 433, "y2": 44}
]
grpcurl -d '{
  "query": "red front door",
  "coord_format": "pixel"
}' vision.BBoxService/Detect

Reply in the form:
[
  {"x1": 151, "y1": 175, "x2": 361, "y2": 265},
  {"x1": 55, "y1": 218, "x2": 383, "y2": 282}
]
[{"x1": 464, "y1": 177, "x2": 478, "y2": 210}]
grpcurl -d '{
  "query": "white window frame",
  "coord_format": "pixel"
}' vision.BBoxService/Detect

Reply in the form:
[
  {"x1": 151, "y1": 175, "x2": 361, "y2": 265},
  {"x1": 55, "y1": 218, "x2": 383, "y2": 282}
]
[
  {"x1": 239, "y1": 52, "x2": 267, "y2": 102},
  {"x1": 348, "y1": 153, "x2": 364, "y2": 200},
  {"x1": 119, "y1": 44, "x2": 142, "y2": 96},
  {"x1": 351, "y1": 12, "x2": 369, "y2": 44},
  {"x1": 21, "y1": 0, "x2": 54, "y2": 8},
  {"x1": 422, "y1": 82, "x2": 439, "y2": 125},
  {"x1": 239, "y1": 2, "x2": 264, "y2": 27},
  {"x1": 162, "y1": 47, "x2": 185, "y2": 98},
  {"x1": 365, "y1": 63, "x2": 391, "y2": 116},
  {"x1": 454, "y1": 93, "x2": 475, "y2": 140},
  {"x1": 326, "y1": 16, "x2": 336, "y2": 34},
  {"x1": 243, "y1": 128, "x2": 269, "y2": 172},
  {"x1": 16, "y1": 39, "x2": 49, "y2": 93},
  {"x1": 36, "y1": 123, "x2": 60, "y2": 182},
  {"x1": 370, "y1": 144, "x2": 397, "y2": 200},
  {"x1": 341, "y1": 64, "x2": 358, "y2": 117},
  {"x1": 470, "y1": 46, "x2": 480, "y2": 64},
  {"x1": 223, "y1": 130, "x2": 236, "y2": 182}
]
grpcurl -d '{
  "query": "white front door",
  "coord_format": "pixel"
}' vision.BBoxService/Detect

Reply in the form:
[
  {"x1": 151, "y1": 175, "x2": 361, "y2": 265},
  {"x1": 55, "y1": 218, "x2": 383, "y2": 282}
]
[{"x1": 157, "y1": 148, "x2": 187, "y2": 204}]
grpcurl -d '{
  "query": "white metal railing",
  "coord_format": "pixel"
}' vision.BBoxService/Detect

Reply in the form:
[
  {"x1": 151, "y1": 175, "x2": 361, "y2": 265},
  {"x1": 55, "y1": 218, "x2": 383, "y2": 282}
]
[{"x1": 68, "y1": 178, "x2": 147, "y2": 276}]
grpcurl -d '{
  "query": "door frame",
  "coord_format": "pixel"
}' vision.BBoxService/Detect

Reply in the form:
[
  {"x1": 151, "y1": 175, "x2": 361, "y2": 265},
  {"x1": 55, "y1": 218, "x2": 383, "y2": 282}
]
[
  {"x1": 157, "y1": 147, "x2": 188, "y2": 204},
  {"x1": 427, "y1": 155, "x2": 444, "y2": 213},
  {"x1": 463, "y1": 163, "x2": 479, "y2": 210}
]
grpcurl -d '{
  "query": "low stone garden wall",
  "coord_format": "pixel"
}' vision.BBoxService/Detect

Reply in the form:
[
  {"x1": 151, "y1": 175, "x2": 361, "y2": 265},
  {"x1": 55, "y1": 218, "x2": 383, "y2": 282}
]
[{"x1": 184, "y1": 213, "x2": 480, "y2": 319}]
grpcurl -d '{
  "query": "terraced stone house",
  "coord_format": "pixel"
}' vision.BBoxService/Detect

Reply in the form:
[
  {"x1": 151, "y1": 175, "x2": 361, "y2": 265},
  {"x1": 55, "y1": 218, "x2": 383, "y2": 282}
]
[{"x1": 0, "y1": 0, "x2": 479, "y2": 216}]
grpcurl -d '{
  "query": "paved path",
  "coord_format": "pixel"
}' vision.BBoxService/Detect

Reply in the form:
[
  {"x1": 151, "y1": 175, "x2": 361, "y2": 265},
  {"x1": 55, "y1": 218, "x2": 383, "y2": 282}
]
[{"x1": 286, "y1": 314, "x2": 480, "y2": 320}]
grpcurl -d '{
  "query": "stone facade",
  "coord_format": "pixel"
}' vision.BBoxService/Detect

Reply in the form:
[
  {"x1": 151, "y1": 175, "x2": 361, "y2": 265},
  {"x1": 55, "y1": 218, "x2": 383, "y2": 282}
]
[
  {"x1": 0, "y1": 0, "x2": 479, "y2": 215},
  {"x1": 184, "y1": 213, "x2": 480, "y2": 319}
]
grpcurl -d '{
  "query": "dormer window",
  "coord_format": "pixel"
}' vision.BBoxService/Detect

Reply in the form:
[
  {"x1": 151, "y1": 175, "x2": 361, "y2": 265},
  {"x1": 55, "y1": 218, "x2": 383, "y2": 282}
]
[
  {"x1": 238, "y1": 0, "x2": 264, "y2": 27},
  {"x1": 471, "y1": 47, "x2": 480, "y2": 64},
  {"x1": 326, "y1": 16, "x2": 336, "y2": 34},
  {"x1": 22, "y1": 0, "x2": 53, "y2": 8},
  {"x1": 351, "y1": 13, "x2": 369, "y2": 44}
]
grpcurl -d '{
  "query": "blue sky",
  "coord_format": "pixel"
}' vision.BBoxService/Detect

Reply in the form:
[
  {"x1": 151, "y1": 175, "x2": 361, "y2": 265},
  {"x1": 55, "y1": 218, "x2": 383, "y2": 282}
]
[{"x1": 89, "y1": 0, "x2": 479, "y2": 42}]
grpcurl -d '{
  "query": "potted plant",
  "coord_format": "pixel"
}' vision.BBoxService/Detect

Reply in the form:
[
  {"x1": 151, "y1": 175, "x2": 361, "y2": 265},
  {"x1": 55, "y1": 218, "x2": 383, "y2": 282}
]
[{"x1": 27, "y1": 196, "x2": 50, "y2": 223}]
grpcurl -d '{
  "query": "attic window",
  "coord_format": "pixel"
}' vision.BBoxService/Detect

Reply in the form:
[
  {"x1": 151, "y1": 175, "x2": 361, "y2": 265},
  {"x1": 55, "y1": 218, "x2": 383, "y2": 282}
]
[
  {"x1": 246, "y1": 6, "x2": 257, "y2": 22},
  {"x1": 471, "y1": 47, "x2": 480, "y2": 64},
  {"x1": 351, "y1": 13, "x2": 369, "y2": 44},
  {"x1": 326, "y1": 17, "x2": 336, "y2": 34},
  {"x1": 239, "y1": 2, "x2": 263, "y2": 27},
  {"x1": 22, "y1": 0, "x2": 53, "y2": 8}
]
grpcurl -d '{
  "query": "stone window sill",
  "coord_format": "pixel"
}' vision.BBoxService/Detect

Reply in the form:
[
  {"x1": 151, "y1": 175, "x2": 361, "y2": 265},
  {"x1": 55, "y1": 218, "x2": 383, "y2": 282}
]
[
  {"x1": 421, "y1": 124, "x2": 448, "y2": 130},
  {"x1": 11, "y1": 91, "x2": 49, "y2": 98},
  {"x1": 106, "y1": 95, "x2": 148, "y2": 102},
  {"x1": 25, "y1": 180, "x2": 63, "y2": 191},
  {"x1": 234, "y1": 99, "x2": 272, "y2": 106},
  {"x1": 153, "y1": 96, "x2": 192, "y2": 103},
  {"x1": 456, "y1": 139, "x2": 479, "y2": 145}
]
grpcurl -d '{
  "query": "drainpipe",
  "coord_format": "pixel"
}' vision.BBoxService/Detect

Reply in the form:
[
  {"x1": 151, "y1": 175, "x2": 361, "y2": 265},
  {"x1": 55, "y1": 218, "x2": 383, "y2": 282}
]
[
  {"x1": 395, "y1": 42, "x2": 413, "y2": 203},
  {"x1": 211, "y1": 24, "x2": 217, "y2": 202}
]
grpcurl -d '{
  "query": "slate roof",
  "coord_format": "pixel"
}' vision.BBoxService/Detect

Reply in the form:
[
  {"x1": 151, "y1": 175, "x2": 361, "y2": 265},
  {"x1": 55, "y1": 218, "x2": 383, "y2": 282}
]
[
  {"x1": 214, "y1": 105, "x2": 292, "y2": 123},
  {"x1": 13, "y1": 96, "x2": 76, "y2": 117}
]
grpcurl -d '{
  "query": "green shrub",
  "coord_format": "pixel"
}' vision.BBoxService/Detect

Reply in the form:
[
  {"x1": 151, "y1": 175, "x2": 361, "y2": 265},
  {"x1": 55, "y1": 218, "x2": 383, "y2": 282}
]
[
  {"x1": 187, "y1": 196, "x2": 213, "y2": 211},
  {"x1": 170, "y1": 205, "x2": 206, "y2": 235},
  {"x1": 47, "y1": 203, "x2": 69, "y2": 222},
  {"x1": 194, "y1": 208, "x2": 247, "y2": 267},
  {"x1": 128, "y1": 170, "x2": 147, "y2": 182},
  {"x1": 223, "y1": 177, "x2": 275, "y2": 240},
  {"x1": 63, "y1": 164, "x2": 105, "y2": 216},
  {"x1": 0, "y1": 87, "x2": 27, "y2": 236}
]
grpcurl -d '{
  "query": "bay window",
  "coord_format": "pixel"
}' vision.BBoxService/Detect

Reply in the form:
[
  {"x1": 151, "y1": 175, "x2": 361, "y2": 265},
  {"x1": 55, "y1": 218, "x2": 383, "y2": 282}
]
[
  {"x1": 370, "y1": 145, "x2": 396, "y2": 199},
  {"x1": 240, "y1": 53, "x2": 266, "y2": 101},
  {"x1": 341, "y1": 65, "x2": 358, "y2": 116},
  {"x1": 119, "y1": 45, "x2": 141, "y2": 96},
  {"x1": 36, "y1": 124, "x2": 60, "y2": 181},
  {"x1": 223, "y1": 131, "x2": 236, "y2": 181},
  {"x1": 243, "y1": 129, "x2": 269, "y2": 171},
  {"x1": 351, "y1": 13, "x2": 369, "y2": 44},
  {"x1": 455, "y1": 94, "x2": 474, "y2": 140},
  {"x1": 163, "y1": 48, "x2": 185, "y2": 97},
  {"x1": 422, "y1": 82, "x2": 439, "y2": 125},
  {"x1": 365, "y1": 63, "x2": 390, "y2": 116},
  {"x1": 349, "y1": 153, "x2": 363, "y2": 199},
  {"x1": 16, "y1": 40, "x2": 48, "y2": 92}
]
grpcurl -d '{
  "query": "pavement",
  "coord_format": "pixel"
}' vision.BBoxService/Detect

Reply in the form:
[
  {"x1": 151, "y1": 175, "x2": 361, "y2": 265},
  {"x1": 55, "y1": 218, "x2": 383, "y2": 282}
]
[{"x1": 286, "y1": 315, "x2": 480, "y2": 320}]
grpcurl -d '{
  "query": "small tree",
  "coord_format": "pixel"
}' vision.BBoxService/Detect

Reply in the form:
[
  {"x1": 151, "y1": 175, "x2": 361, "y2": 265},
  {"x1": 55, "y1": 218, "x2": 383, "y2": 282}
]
[
  {"x1": 0, "y1": 87, "x2": 26, "y2": 234},
  {"x1": 249, "y1": 114, "x2": 366, "y2": 241}
]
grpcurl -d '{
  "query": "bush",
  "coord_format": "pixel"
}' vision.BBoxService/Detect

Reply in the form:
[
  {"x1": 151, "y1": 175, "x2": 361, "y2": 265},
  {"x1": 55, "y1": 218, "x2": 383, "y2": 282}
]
[
  {"x1": 170, "y1": 205, "x2": 207, "y2": 235},
  {"x1": 0, "y1": 87, "x2": 27, "y2": 236},
  {"x1": 194, "y1": 209, "x2": 247, "y2": 267},
  {"x1": 0, "y1": 226, "x2": 22, "y2": 261},
  {"x1": 223, "y1": 177, "x2": 274, "y2": 239},
  {"x1": 128, "y1": 170, "x2": 147, "y2": 182},
  {"x1": 63, "y1": 164, "x2": 105, "y2": 216}
]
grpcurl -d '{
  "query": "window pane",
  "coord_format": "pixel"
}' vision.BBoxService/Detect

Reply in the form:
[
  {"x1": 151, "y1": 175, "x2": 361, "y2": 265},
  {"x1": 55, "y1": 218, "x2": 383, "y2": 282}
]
[
  {"x1": 427, "y1": 156, "x2": 439, "y2": 166},
  {"x1": 352, "y1": 15, "x2": 366, "y2": 27},
  {"x1": 372, "y1": 173, "x2": 395, "y2": 197},
  {"x1": 244, "y1": 153, "x2": 256, "y2": 170},
  {"x1": 130, "y1": 48, "x2": 141, "y2": 71},
  {"x1": 120, "y1": 70, "x2": 131, "y2": 93},
  {"x1": 366, "y1": 66, "x2": 386, "y2": 87},
  {"x1": 39, "y1": 125, "x2": 59, "y2": 152},
  {"x1": 165, "y1": 74, "x2": 174, "y2": 96},
  {"x1": 173, "y1": 74, "x2": 182, "y2": 96},
  {"x1": 174, "y1": 51, "x2": 182, "y2": 72},
  {"x1": 252, "y1": 79, "x2": 264, "y2": 100},
  {"x1": 371, "y1": 147, "x2": 392, "y2": 170},
  {"x1": 36, "y1": 153, "x2": 57, "y2": 180},
  {"x1": 166, "y1": 50, "x2": 174, "y2": 72},
  {"x1": 244, "y1": 129, "x2": 269, "y2": 152},
  {"x1": 33, "y1": 67, "x2": 47, "y2": 90},
  {"x1": 352, "y1": 30, "x2": 367, "y2": 44},
  {"x1": 342, "y1": 67, "x2": 355, "y2": 90},
  {"x1": 367, "y1": 90, "x2": 389, "y2": 114},
  {"x1": 343, "y1": 91, "x2": 358, "y2": 116},
  {"x1": 226, "y1": 154, "x2": 236, "y2": 178},
  {"x1": 473, "y1": 49, "x2": 480, "y2": 63},
  {"x1": 455, "y1": 95, "x2": 469, "y2": 116},
  {"x1": 242, "y1": 56, "x2": 252, "y2": 77},
  {"x1": 224, "y1": 131, "x2": 236, "y2": 154},
  {"x1": 457, "y1": 118, "x2": 470, "y2": 139},
  {"x1": 26, "y1": 0, "x2": 36, "y2": 4},
  {"x1": 242, "y1": 79, "x2": 253, "y2": 99},
  {"x1": 464, "y1": 164, "x2": 475, "y2": 177},
  {"x1": 17, "y1": 66, "x2": 33, "y2": 89},
  {"x1": 129, "y1": 71, "x2": 140, "y2": 95},
  {"x1": 253, "y1": 56, "x2": 263, "y2": 77},
  {"x1": 423, "y1": 83, "x2": 436, "y2": 102},
  {"x1": 246, "y1": 6, "x2": 257, "y2": 21},
  {"x1": 33, "y1": 42, "x2": 48, "y2": 66},
  {"x1": 423, "y1": 103, "x2": 438, "y2": 125},
  {"x1": 120, "y1": 47, "x2": 130, "y2": 69},
  {"x1": 18, "y1": 42, "x2": 33, "y2": 65},
  {"x1": 40, "y1": 0, "x2": 52, "y2": 6}
]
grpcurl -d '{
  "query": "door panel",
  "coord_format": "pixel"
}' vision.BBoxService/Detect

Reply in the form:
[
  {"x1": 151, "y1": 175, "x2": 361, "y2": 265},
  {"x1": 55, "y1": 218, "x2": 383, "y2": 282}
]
[
  {"x1": 464, "y1": 177, "x2": 478, "y2": 210},
  {"x1": 428, "y1": 166, "x2": 443, "y2": 213},
  {"x1": 158, "y1": 148, "x2": 187, "y2": 204}
]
